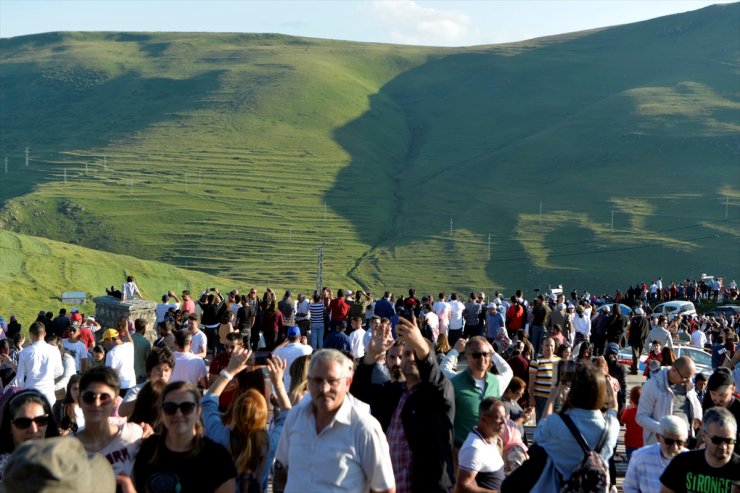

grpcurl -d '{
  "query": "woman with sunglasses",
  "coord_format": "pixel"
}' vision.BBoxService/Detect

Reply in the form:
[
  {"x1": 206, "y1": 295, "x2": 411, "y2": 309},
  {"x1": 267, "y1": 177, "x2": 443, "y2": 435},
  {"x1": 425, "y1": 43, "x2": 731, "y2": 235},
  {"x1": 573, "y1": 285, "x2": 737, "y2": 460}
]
[
  {"x1": 76, "y1": 367, "x2": 151, "y2": 477},
  {"x1": 133, "y1": 381, "x2": 237, "y2": 493},
  {"x1": 204, "y1": 347, "x2": 292, "y2": 492},
  {"x1": 0, "y1": 390, "x2": 59, "y2": 483}
]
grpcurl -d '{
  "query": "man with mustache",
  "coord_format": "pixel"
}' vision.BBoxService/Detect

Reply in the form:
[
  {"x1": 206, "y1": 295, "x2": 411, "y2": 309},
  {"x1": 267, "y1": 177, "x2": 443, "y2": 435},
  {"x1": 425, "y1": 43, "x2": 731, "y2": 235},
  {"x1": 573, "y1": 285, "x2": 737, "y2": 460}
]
[{"x1": 351, "y1": 316, "x2": 455, "y2": 493}]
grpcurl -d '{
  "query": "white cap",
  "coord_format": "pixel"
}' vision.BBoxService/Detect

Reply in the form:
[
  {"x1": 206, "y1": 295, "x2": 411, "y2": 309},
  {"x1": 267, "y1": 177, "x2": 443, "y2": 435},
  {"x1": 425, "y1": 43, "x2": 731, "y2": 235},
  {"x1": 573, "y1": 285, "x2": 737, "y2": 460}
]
[
  {"x1": 603, "y1": 305, "x2": 611, "y2": 312},
  {"x1": 635, "y1": 307, "x2": 644, "y2": 316},
  {"x1": 557, "y1": 303, "x2": 565, "y2": 310}
]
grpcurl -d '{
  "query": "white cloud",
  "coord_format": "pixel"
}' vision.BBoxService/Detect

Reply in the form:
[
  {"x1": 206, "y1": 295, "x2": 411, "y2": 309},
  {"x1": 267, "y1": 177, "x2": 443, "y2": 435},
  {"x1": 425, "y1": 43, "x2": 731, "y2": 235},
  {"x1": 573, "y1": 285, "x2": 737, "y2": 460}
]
[{"x1": 372, "y1": 0, "x2": 481, "y2": 46}]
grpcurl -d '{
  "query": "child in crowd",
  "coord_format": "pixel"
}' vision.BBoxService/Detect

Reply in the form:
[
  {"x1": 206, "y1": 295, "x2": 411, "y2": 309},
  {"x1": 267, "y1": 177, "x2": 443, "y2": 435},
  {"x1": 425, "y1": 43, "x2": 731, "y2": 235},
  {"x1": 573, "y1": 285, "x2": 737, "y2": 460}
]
[
  {"x1": 694, "y1": 372, "x2": 708, "y2": 402},
  {"x1": 620, "y1": 385, "x2": 643, "y2": 462}
]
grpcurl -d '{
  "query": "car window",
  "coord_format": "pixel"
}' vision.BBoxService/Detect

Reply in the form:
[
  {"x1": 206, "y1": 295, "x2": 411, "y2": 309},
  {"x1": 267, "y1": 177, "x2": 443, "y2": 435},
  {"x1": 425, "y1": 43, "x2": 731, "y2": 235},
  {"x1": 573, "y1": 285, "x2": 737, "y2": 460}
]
[{"x1": 683, "y1": 348, "x2": 711, "y2": 367}]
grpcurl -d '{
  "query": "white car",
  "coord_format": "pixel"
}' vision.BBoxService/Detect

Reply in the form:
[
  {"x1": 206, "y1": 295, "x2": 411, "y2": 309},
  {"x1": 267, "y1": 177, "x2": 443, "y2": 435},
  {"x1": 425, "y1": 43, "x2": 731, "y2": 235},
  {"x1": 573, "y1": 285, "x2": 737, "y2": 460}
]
[
  {"x1": 651, "y1": 301, "x2": 697, "y2": 321},
  {"x1": 617, "y1": 343, "x2": 712, "y2": 375}
]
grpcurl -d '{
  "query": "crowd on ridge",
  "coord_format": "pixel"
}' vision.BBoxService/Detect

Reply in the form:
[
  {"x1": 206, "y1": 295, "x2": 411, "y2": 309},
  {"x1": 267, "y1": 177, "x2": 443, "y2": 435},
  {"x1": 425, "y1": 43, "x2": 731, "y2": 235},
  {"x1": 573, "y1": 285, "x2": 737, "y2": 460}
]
[{"x1": 0, "y1": 274, "x2": 738, "y2": 493}]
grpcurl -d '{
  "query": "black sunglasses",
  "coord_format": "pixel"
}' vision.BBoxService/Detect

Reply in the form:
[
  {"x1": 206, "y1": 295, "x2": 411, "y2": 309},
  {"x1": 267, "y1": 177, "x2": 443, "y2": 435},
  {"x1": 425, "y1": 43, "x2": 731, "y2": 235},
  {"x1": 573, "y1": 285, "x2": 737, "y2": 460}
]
[
  {"x1": 707, "y1": 435, "x2": 736, "y2": 445},
  {"x1": 12, "y1": 415, "x2": 49, "y2": 430},
  {"x1": 162, "y1": 401, "x2": 197, "y2": 416},
  {"x1": 470, "y1": 352, "x2": 492, "y2": 359},
  {"x1": 81, "y1": 391, "x2": 114, "y2": 405},
  {"x1": 662, "y1": 437, "x2": 685, "y2": 447}
]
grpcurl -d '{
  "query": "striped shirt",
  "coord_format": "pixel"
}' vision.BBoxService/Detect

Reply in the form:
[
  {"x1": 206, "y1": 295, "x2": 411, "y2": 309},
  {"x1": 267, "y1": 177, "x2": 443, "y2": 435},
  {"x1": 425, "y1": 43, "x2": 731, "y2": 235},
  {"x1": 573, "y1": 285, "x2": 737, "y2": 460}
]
[
  {"x1": 529, "y1": 356, "x2": 560, "y2": 398},
  {"x1": 308, "y1": 303, "x2": 325, "y2": 328},
  {"x1": 623, "y1": 443, "x2": 686, "y2": 493}
]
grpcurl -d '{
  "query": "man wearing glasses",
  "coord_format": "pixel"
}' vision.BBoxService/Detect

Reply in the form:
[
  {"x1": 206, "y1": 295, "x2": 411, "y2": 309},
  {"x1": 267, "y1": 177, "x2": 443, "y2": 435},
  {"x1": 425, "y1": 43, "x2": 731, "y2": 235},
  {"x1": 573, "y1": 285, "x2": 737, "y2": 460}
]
[
  {"x1": 623, "y1": 415, "x2": 689, "y2": 493},
  {"x1": 441, "y1": 336, "x2": 513, "y2": 447},
  {"x1": 276, "y1": 349, "x2": 395, "y2": 493},
  {"x1": 637, "y1": 356, "x2": 703, "y2": 446},
  {"x1": 659, "y1": 407, "x2": 739, "y2": 493}
]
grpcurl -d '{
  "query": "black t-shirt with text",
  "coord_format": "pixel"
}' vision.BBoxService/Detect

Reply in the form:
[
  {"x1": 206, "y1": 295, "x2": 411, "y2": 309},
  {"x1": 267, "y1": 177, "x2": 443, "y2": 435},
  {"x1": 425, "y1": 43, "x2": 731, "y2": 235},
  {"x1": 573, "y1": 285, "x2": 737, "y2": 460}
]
[{"x1": 660, "y1": 449, "x2": 740, "y2": 493}]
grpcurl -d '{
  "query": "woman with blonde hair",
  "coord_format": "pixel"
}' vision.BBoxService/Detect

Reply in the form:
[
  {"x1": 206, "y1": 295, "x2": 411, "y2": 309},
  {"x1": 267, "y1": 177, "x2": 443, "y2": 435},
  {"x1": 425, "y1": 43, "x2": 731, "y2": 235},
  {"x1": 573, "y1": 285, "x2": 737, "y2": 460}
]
[
  {"x1": 287, "y1": 355, "x2": 311, "y2": 404},
  {"x1": 203, "y1": 348, "x2": 292, "y2": 492}
]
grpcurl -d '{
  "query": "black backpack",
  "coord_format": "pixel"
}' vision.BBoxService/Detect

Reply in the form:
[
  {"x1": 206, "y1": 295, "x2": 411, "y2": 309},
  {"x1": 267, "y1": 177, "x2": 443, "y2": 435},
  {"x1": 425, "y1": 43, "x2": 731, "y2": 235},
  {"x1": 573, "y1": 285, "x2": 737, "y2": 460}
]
[{"x1": 559, "y1": 413, "x2": 611, "y2": 493}]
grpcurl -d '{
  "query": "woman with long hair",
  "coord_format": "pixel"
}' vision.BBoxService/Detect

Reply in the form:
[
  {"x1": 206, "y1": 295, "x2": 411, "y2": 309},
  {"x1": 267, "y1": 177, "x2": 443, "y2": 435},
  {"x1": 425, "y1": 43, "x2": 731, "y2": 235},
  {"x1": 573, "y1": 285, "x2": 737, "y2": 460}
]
[
  {"x1": 261, "y1": 297, "x2": 284, "y2": 351},
  {"x1": 133, "y1": 381, "x2": 237, "y2": 493},
  {"x1": 287, "y1": 355, "x2": 311, "y2": 405},
  {"x1": 0, "y1": 390, "x2": 59, "y2": 480},
  {"x1": 308, "y1": 292, "x2": 326, "y2": 349},
  {"x1": 575, "y1": 341, "x2": 592, "y2": 365},
  {"x1": 52, "y1": 374, "x2": 83, "y2": 434},
  {"x1": 203, "y1": 348, "x2": 292, "y2": 492},
  {"x1": 128, "y1": 379, "x2": 166, "y2": 428}
]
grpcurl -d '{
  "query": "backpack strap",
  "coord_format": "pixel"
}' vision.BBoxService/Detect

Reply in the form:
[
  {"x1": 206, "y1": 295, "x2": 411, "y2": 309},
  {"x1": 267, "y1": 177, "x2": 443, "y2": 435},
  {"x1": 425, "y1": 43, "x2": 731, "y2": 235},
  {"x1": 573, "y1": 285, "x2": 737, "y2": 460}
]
[{"x1": 559, "y1": 413, "x2": 610, "y2": 455}]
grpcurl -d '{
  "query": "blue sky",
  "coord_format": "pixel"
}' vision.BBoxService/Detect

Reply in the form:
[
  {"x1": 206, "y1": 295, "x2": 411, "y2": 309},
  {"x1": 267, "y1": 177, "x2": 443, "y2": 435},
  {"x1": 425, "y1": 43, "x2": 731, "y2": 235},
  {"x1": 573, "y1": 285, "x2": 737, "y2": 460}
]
[{"x1": 0, "y1": 1, "x2": 729, "y2": 46}]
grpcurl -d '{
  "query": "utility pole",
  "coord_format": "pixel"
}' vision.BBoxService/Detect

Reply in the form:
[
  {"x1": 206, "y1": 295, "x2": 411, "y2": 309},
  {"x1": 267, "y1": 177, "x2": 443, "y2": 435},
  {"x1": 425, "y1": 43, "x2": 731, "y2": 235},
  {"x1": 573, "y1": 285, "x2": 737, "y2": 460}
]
[
  {"x1": 488, "y1": 233, "x2": 491, "y2": 261},
  {"x1": 450, "y1": 218, "x2": 453, "y2": 237},
  {"x1": 726, "y1": 197, "x2": 730, "y2": 219},
  {"x1": 316, "y1": 243, "x2": 324, "y2": 296},
  {"x1": 25, "y1": 147, "x2": 29, "y2": 167},
  {"x1": 539, "y1": 201, "x2": 543, "y2": 224},
  {"x1": 611, "y1": 210, "x2": 614, "y2": 231},
  {"x1": 64, "y1": 169, "x2": 67, "y2": 184}
]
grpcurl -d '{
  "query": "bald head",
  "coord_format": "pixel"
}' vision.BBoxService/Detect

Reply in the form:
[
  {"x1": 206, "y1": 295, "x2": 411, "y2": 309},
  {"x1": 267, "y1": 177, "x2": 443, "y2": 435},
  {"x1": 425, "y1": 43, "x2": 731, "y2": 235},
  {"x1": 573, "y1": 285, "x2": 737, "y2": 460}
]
[{"x1": 674, "y1": 356, "x2": 696, "y2": 375}]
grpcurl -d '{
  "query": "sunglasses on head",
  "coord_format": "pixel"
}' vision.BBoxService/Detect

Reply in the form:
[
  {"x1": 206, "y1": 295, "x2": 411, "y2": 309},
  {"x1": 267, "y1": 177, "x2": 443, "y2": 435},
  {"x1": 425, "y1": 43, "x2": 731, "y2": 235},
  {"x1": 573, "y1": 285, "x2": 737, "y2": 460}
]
[
  {"x1": 162, "y1": 401, "x2": 197, "y2": 416},
  {"x1": 12, "y1": 415, "x2": 49, "y2": 429},
  {"x1": 81, "y1": 391, "x2": 114, "y2": 405},
  {"x1": 470, "y1": 351, "x2": 491, "y2": 359},
  {"x1": 706, "y1": 435, "x2": 736, "y2": 445},
  {"x1": 662, "y1": 437, "x2": 685, "y2": 447}
]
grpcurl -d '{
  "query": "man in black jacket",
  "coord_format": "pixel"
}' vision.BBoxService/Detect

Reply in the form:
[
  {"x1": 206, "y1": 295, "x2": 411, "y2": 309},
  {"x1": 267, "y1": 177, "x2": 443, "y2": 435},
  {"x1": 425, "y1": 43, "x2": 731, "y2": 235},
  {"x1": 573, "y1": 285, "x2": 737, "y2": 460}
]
[
  {"x1": 628, "y1": 307, "x2": 650, "y2": 375},
  {"x1": 351, "y1": 316, "x2": 455, "y2": 493}
]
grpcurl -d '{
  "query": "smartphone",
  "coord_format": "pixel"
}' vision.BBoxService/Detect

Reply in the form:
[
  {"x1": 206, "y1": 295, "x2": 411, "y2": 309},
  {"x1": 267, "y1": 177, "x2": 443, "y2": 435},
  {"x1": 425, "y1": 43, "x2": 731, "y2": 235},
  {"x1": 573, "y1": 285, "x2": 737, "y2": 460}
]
[{"x1": 249, "y1": 351, "x2": 272, "y2": 366}]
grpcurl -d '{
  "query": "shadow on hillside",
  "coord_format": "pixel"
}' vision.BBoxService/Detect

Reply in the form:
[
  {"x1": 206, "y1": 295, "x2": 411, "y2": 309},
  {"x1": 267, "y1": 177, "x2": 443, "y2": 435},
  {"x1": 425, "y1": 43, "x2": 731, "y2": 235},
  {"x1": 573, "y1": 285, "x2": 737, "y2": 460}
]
[
  {"x1": 327, "y1": 2, "x2": 738, "y2": 284},
  {"x1": 0, "y1": 64, "x2": 226, "y2": 203}
]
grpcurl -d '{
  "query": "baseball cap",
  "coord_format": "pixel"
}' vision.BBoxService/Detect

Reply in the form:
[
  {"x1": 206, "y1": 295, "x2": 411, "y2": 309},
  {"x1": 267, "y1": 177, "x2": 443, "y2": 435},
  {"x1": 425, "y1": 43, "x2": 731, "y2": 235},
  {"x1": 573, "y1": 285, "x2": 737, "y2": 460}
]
[
  {"x1": 4, "y1": 436, "x2": 116, "y2": 493},
  {"x1": 707, "y1": 367, "x2": 734, "y2": 392},
  {"x1": 101, "y1": 328, "x2": 119, "y2": 340},
  {"x1": 287, "y1": 326, "x2": 301, "y2": 338},
  {"x1": 635, "y1": 307, "x2": 644, "y2": 316},
  {"x1": 71, "y1": 307, "x2": 79, "y2": 313}
]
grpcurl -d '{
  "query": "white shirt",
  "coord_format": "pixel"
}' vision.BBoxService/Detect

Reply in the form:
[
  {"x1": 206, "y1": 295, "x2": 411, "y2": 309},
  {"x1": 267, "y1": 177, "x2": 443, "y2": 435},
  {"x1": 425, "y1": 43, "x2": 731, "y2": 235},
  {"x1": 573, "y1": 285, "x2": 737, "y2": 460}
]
[
  {"x1": 155, "y1": 302, "x2": 179, "y2": 323},
  {"x1": 13, "y1": 340, "x2": 64, "y2": 406},
  {"x1": 105, "y1": 342, "x2": 137, "y2": 389},
  {"x1": 62, "y1": 338, "x2": 88, "y2": 372},
  {"x1": 171, "y1": 351, "x2": 207, "y2": 385},
  {"x1": 572, "y1": 314, "x2": 591, "y2": 339},
  {"x1": 690, "y1": 329, "x2": 707, "y2": 348},
  {"x1": 295, "y1": 299, "x2": 311, "y2": 321},
  {"x1": 622, "y1": 442, "x2": 686, "y2": 493},
  {"x1": 98, "y1": 422, "x2": 144, "y2": 476},
  {"x1": 348, "y1": 328, "x2": 367, "y2": 359},
  {"x1": 276, "y1": 395, "x2": 395, "y2": 493},
  {"x1": 458, "y1": 427, "x2": 505, "y2": 484},
  {"x1": 434, "y1": 301, "x2": 451, "y2": 332},
  {"x1": 190, "y1": 330, "x2": 208, "y2": 357},
  {"x1": 448, "y1": 300, "x2": 465, "y2": 330},
  {"x1": 121, "y1": 281, "x2": 142, "y2": 302},
  {"x1": 273, "y1": 342, "x2": 313, "y2": 389}
]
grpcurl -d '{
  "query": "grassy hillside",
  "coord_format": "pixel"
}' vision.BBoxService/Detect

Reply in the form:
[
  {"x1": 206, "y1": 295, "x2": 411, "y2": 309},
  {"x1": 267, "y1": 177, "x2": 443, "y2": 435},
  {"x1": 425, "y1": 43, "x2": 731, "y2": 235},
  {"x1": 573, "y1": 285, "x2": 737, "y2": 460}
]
[
  {"x1": 0, "y1": 3, "x2": 738, "y2": 297},
  {"x1": 0, "y1": 229, "x2": 238, "y2": 326}
]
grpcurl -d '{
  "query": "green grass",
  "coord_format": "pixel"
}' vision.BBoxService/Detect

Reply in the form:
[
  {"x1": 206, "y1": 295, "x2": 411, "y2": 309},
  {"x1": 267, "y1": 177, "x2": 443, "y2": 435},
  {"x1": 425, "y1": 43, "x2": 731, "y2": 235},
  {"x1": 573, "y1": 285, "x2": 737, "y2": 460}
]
[
  {"x1": 0, "y1": 228, "x2": 238, "y2": 326},
  {"x1": 0, "y1": 3, "x2": 738, "y2": 301}
]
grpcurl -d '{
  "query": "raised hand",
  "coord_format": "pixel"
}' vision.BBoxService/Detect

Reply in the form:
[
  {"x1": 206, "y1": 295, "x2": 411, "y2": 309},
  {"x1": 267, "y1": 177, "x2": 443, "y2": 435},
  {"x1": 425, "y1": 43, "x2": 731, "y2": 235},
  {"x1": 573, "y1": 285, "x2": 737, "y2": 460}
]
[
  {"x1": 266, "y1": 355, "x2": 287, "y2": 385},
  {"x1": 225, "y1": 347, "x2": 252, "y2": 376},
  {"x1": 365, "y1": 322, "x2": 395, "y2": 363}
]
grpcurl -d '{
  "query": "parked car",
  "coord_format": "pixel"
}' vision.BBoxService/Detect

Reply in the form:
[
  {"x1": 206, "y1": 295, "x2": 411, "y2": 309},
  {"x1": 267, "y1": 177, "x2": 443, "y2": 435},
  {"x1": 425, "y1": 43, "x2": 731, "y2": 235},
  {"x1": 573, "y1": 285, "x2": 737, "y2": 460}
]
[
  {"x1": 596, "y1": 303, "x2": 633, "y2": 317},
  {"x1": 617, "y1": 343, "x2": 712, "y2": 375},
  {"x1": 704, "y1": 305, "x2": 740, "y2": 318},
  {"x1": 651, "y1": 301, "x2": 697, "y2": 321}
]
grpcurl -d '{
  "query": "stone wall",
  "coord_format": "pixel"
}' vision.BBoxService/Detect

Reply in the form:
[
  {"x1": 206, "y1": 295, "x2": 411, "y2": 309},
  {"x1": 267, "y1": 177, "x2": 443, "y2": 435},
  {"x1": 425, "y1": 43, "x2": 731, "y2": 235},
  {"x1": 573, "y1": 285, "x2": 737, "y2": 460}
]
[{"x1": 93, "y1": 296, "x2": 158, "y2": 345}]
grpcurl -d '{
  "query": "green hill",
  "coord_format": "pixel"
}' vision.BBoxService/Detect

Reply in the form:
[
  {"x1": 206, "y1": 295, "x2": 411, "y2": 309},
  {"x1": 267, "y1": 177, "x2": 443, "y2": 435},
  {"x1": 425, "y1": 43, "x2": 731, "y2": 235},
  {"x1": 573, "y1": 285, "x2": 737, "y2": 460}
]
[
  {"x1": 0, "y1": 228, "x2": 238, "y2": 325},
  {"x1": 1, "y1": 3, "x2": 738, "y2": 297}
]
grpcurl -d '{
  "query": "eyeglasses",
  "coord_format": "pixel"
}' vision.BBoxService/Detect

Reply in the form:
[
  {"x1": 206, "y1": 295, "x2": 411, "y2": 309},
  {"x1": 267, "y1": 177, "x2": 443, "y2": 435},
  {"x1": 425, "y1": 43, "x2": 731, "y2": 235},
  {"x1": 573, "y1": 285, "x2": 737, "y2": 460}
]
[
  {"x1": 81, "y1": 391, "x2": 114, "y2": 405},
  {"x1": 706, "y1": 435, "x2": 736, "y2": 445},
  {"x1": 673, "y1": 367, "x2": 691, "y2": 383},
  {"x1": 308, "y1": 376, "x2": 346, "y2": 388},
  {"x1": 162, "y1": 401, "x2": 197, "y2": 416},
  {"x1": 470, "y1": 352, "x2": 492, "y2": 359},
  {"x1": 662, "y1": 437, "x2": 685, "y2": 447},
  {"x1": 12, "y1": 415, "x2": 49, "y2": 429}
]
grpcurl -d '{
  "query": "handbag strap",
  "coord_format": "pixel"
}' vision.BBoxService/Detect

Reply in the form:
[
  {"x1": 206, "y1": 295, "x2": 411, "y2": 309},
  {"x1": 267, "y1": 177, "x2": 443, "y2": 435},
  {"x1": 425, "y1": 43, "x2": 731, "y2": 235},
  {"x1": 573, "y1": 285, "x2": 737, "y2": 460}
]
[{"x1": 559, "y1": 412, "x2": 610, "y2": 456}]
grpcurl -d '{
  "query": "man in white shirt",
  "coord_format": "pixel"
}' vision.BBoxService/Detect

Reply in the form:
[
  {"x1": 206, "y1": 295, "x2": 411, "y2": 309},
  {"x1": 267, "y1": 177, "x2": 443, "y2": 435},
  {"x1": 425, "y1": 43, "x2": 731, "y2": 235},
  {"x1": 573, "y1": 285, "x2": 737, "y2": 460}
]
[
  {"x1": 273, "y1": 326, "x2": 313, "y2": 389},
  {"x1": 155, "y1": 291, "x2": 180, "y2": 324},
  {"x1": 13, "y1": 321, "x2": 64, "y2": 406},
  {"x1": 433, "y1": 293, "x2": 451, "y2": 336},
  {"x1": 170, "y1": 330, "x2": 208, "y2": 388},
  {"x1": 275, "y1": 349, "x2": 395, "y2": 493},
  {"x1": 689, "y1": 326, "x2": 707, "y2": 348},
  {"x1": 103, "y1": 328, "x2": 137, "y2": 396},
  {"x1": 295, "y1": 293, "x2": 311, "y2": 336},
  {"x1": 448, "y1": 293, "x2": 466, "y2": 346},
  {"x1": 62, "y1": 323, "x2": 88, "y2": 372},
  {"x1": 347, "y1": 317, "x2": 366, "y2": 359},
  {"x1": 187, "y1": 316, "x2": 208, "y2": 359}
]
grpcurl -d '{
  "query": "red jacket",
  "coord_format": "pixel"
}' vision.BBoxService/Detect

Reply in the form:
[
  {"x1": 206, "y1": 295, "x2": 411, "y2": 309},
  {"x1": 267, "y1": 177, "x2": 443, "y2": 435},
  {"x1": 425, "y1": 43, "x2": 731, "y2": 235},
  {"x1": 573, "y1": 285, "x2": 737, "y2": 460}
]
[{"x1": 329, "y1": 297, "x2": 350, "y2": 322}]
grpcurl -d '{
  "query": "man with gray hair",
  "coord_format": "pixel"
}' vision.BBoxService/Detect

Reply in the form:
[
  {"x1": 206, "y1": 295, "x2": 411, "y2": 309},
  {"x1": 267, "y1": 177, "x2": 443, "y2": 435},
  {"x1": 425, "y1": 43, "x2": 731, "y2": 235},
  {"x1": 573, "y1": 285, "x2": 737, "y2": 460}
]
[
  {"x1": 659, "y1": 407, "x2": 739, "y2": 493},
  {"x1": 276, "y1": 349, "x2": 395, "y2": 493},
  {"x1": 623, "y1": 415, "x2": 689, "y2": 493}
]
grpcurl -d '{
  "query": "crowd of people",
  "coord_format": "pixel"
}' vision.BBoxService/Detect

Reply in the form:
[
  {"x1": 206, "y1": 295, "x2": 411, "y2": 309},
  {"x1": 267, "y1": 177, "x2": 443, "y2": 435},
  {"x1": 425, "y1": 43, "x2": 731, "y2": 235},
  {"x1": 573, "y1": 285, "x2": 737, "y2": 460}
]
[{"x1": 0, "y1": 276, "x2": 738, "y2": 493}]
